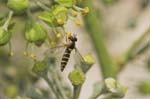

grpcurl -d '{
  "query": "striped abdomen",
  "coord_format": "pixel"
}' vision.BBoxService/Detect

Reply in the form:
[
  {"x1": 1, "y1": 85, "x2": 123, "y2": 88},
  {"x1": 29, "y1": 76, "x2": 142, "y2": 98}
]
[{"x1": 61, "y1": 48, "x2": 73, "y2": 72}]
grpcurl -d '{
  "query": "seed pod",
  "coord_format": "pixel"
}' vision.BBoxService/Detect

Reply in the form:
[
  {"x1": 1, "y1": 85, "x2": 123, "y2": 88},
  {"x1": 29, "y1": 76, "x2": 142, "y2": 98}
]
[
  {"x1": 68, "y1": 69, "x2": 85, "y2": 86},
  {"x1": 25, "y1": 22, "x2": 47, "y2": 46},
  {"x1": 55, "y1": 0, "x2": 75, "y2": 8},
  {"x1": 0, "y1": 27, "x2": 11, "y2": 46},
  {"x1": 7, "y1": 0, "x2": 29, "y2": 14}
]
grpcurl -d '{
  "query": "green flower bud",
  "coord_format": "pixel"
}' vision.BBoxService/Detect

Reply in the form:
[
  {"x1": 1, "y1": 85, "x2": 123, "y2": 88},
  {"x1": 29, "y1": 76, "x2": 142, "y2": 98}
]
[
  {"x1": 0, "y1": 27, "x2": 11, "y2": 46},
  {"x1": 25, "y1": 22, "x2": 47, "y2": 46},
  {"x1": 55, "y1": 0, "x2": 75, "y2": 7},
  {"x1": 39, "y1": 12, "x2": 55, "y2": 27},
  {"x1": 78, "y1": 53, "x2": 94, "y2": 73},
  {"x1": 104, "y1": 77, "x2": 127, "y2": 98},
  {"x1": 32, "y1": 61, "x2": 47, "y2": 76},
  {"x1": 7, "y1": 0, "x2": 29, "y2": 14},
  {"x1": 68, "y1": 69, "x2": 85, "y2": 86},
  {"x1": 83, "y1": 53, "x2": 95, "y2": 66},
  {"x1": 52, "y1": 5, "x2": 69, "y2": 26},
  {"x1": 39, "y1": 5, "x2": 68, "y2": 27}
]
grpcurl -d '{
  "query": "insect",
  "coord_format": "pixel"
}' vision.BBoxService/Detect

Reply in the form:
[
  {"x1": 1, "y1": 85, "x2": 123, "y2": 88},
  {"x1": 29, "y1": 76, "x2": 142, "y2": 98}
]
[{"x1": 45, "y1": 33, "x2": 84, "y2": 72}]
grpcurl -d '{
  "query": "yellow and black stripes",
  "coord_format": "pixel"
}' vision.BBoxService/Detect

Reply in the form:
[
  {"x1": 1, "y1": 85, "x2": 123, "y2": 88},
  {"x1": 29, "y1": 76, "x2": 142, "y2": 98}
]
[{"x1": 61, "y1": 48, "x2": 73, "y2": 71}]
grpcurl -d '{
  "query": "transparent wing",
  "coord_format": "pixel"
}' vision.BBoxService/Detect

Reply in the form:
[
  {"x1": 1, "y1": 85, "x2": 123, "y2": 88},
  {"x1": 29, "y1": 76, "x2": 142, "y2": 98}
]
[
  {"x1": 44, "y1": 45, "x2": 66, "y2": 69},
  {"x1": 44, "y1": 45, "x2": 66, "y2": 56},
  {"x1": 74, "y1": 48, "x2": 91, "y2": 73},
  {"x1": 74, "y1": 47, "x2": 86, "y2": 67}
]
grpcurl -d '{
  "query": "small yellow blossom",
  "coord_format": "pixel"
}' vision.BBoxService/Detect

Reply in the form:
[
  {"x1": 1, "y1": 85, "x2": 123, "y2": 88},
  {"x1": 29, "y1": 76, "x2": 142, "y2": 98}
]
[
  {"x1": 72, "y1": 10, "x2": 78, "y2": 17},
  {"x1": 30, "y1": 54, "x2": 36, "y2": 59},
  {"x1": 50, "y1": 41, "x2": 56, "y2": 47},
  {"x1": 82, "y1": 7, "x2": 90, "y2": 16},
  {"x1": 57, "y1": 18, "x2": 64, "y2": 25},
  {"x1": 75, "y1": 19, "x2": 82, "y2": 26},
  {"x1": 56, "y1": 33, "x2": 62, "y2": 39}
]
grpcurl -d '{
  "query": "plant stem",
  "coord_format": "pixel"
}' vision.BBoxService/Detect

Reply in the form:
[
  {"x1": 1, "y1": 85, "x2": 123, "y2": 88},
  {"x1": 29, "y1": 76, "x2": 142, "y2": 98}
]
[
  {"x1": 82, "y1": 0, "x2": 118, "y2": 78},
  {"x1": 73, "y1": 85, "x2": 81, "y2": 99},
  {"x1": 117, "y1": 28, "x2": 150, "y2": 69},
  {"x1": 52, "y1": 71, "x2": 69, "y2": 99},
  {"x1": 32, "y1": 0, "x2": 51, "y2": 12},
  {"x1": 43, "y1": 76, "x2": 61, "y2": 99},
  {"x1": 125, "y1": 29, "x2": 150, "y2": 61},
  {"x1": 2, "y1": 11, "x2": 13, "y2": 31}
]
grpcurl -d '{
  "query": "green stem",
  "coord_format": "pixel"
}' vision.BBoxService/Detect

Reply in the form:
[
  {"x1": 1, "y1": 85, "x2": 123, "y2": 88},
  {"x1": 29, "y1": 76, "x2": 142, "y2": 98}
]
[
  {"x1": 89, "y1": 91, "x2": 103, "y2": 99},
  {"x1": 82, "y1": 0, "x2": 118, "y2": 78},
  {"x1": 2, "y1": 11, "x2": 13, "y2": 31},
  {"x1": 125, "y1": 29, "x2": 150, "y2": 60},
  {"x1": 73, "y1": 85, "x2": 81, "y2": 99},
  {"x1": 118, "y1": 28, "x2": 150, "y2": 68},
  {"x1": 33, "y1": 0, "x2": 51, "y2": 12},
  {"x1": 43, "y1": 76, "x2": 61, "y2": 99},
  {"x1": 52, "y1": 71, "x2": 68, "y2": 99}
]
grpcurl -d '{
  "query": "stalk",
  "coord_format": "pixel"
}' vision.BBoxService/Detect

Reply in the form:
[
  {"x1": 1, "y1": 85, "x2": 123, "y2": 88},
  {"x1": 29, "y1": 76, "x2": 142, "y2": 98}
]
[
  {"x1": 118, "y1": 28, "x2": 150, "y2": 70},
  {"x1": 82, "y1": 0, "x2": 118, "y2": 78},
  {"x1": 73, "y1": 85, "x2": 81, "y2": 99}
]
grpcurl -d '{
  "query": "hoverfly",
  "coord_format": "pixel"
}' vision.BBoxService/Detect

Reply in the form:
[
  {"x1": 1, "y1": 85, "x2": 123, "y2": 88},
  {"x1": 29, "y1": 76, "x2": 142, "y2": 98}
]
[{"x1": 45, "y1": 33, "x2": 85, "y2": 72}]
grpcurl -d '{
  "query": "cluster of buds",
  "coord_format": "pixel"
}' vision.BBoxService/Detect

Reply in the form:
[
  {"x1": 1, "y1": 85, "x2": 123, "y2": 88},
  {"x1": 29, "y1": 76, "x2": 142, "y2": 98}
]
[
  {"x1": 39, "y1": 0, "x2": 90, "y2": 41},
  {"x1": 0, "y1": 11, "x2": 14, "y2": 56},
  {"x1": 7, "y1": 0, "x2": 29, "y2": 14},
  {"x1": 0, "y1": 0, "x2": 89, "y2": 56},
  {"x1": 104, "y1": 78, "x2": 127, "y2": 98},
  {"x1": 25, "y1": 21, "x2": 47, "y2": 49}
]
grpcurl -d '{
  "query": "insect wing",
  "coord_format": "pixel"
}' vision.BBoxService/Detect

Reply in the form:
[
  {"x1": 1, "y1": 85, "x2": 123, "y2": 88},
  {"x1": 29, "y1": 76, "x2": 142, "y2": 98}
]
[
  {"x1": 44, "y1": 45, "x2": 66, "y2": 56},
  {"x1": 44, "y1": 45, "x2": 66, "y2": 68},
  {"x1": 74, "y1": 48, "x2": 86, "y2": 68}
]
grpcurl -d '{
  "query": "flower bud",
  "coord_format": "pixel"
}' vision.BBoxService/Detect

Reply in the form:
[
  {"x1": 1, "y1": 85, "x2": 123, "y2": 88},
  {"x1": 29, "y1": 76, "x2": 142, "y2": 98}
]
[
  {"x1": 55, "y1": 0, "x2": 75, "y2": 7},
  {"x1": 79, "y1": 53, "x2": 95, "y2": 73},
  {"x1": 32, "y1": 61, "x2": 47, "y2": 76},
  {"x1": 25, "y1": 22, "x2": 47, "y2": 46},
  {"x1": 82, "y1": 7, "x2": 90, "y2": 16},
  {"x1": 0, "y1": 27, "x2": 11, "y2": 46},
  {"x1": 83, "y1": 53, "x2": 95, "y2": 66},
  {"x1": 104, "y1": 77, "x2": 127, "y2": 98},
  {"x1": 56, "y1": 33, "x2": 62, "y2": 39},
  {"x1": 68, "y1": 69, "x2": 85, "y2": 86},
  {"x1": 39, "y1": 12, "x2": 55, "y2": 27},
  {"x1": 7, "y1": 0, "x2": 29, "y2": 14},
  {"x1": 52, "y1": 5, "x2": 69, "y2": 26}
]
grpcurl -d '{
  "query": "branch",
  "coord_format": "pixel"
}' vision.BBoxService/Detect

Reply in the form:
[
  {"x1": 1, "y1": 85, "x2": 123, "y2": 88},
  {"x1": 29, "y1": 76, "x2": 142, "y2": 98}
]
[{"x1": 117, "y1": 28, "x2": 150, "y2": 71}]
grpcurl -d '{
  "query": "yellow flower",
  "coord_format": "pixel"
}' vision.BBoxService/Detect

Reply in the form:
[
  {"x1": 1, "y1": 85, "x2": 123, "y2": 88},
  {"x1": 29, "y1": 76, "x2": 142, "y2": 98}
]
[
  {"x1": 75, "y1": 19, "x2": 82, "y2": 26},
  {"x1": 72, "y1": 11, "x2": 78, "y2": 17},
  {"x1": 82, "y1": 7, "x2": 90, "y2": 16},
  {"x1": 56, "y1": 33, "x2": 62, "y2": 39},
  {"x1": 57, "y1": 18, "x2": 64, "y2": 25}
]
